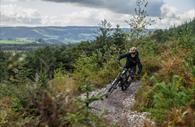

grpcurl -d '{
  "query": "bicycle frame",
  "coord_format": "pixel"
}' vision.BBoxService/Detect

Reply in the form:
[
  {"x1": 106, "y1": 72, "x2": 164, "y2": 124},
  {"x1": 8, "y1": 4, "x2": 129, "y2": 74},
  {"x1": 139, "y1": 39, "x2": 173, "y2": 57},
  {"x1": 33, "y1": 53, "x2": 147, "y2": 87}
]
[{"x1": 106, "y1": 68, "x2": 132, "y2": 95}]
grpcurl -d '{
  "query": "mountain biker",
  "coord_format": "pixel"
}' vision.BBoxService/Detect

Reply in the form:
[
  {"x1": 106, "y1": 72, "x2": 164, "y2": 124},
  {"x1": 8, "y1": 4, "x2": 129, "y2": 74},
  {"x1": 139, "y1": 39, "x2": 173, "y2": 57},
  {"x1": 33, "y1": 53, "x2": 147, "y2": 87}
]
[{"x1": 116, "y1": 47, "x2": 142, "y2": 80}]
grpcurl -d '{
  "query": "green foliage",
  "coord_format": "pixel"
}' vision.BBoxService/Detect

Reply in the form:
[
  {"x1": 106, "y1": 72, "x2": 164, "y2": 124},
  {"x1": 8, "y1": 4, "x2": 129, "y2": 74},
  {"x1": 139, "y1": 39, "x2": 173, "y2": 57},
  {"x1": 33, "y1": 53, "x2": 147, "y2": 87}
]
[
  {"x1": 36, "y1": 69, "x2": 49, "y2": 88},
  {"x1": 153, "y1": 76, "x2": 191, "y2": 108},
  {"x1": 74, "y1": 54, "x2": 98, "y2": 84},
  {"x1": 67, "y1": 83, "x2": 106, "y2": 127},
  {"x1": 0, "y1": 52, "x2": 9, "y2": 82},
  {"x1": 25, "y1": 46, "x2": 57, "y2": 80},
  {"x1": 177, "y1": 23, "x2": 193, "y2": 48},
  {"x1": 97, "y1": 19, "x2": 112, "y2": 45},
  {"x1": 151, "y1": 29, "x2": 169, "y2": 43},
  {"x1": 0, "y1": 83, "x2": 31, "y2": 113},
  {"x1": 151, "y1": 19, "x2": 195, "y2": 44},
  {"x1": 139, "y1": 39, "x2": 158, "y2": 57},
  {"x1": 188, "y1": 44, "x2": 195, "y2": 66},
  {"x1": 192, "y1": 66, "x2": 195, "y2": 77},
  {"x1": 125, "y1": 0, "x2": 152, "y2": 39},
  {"x1": 145, "y1": 75, "x2": 193, "y2": 123},
  {"x1": 112, "y1": 25, "x2": 128, "y2": 53},
  {"x1": 94, "y1": 57, "x2": 120, "y2": 86},
  {"x1": 0, "y1": 14, "x2": 195, "y2": 127}
]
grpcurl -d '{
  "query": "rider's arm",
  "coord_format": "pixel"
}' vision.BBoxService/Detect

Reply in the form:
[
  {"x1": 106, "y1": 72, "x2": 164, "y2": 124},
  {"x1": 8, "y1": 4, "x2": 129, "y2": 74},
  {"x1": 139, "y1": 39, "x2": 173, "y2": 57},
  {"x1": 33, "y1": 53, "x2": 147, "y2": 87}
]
[
  {"x1": 137, "y1": 57, "x2": 142, "y2": 74},
  {"x1": 117, "y1": 53, "x2": 128, "y2": 61}
]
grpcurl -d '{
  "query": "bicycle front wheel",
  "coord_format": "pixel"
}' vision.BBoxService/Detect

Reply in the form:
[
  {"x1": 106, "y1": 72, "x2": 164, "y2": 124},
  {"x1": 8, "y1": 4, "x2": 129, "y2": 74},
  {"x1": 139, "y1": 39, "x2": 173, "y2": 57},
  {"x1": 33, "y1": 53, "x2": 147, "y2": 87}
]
[{"x1": 107, "y1": 78, "x2": 120, "y2": 93}]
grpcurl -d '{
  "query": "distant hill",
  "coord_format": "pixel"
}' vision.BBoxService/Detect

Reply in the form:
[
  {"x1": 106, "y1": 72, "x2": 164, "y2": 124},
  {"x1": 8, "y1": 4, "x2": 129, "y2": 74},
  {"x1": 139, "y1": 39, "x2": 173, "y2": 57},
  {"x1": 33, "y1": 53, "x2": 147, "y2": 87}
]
[
  {"x1": 0, "y1": 26, "x2": 157, "y2": 44},
  {"x1": 0, "y1": 26, "x2": 101, "y2": 44}
]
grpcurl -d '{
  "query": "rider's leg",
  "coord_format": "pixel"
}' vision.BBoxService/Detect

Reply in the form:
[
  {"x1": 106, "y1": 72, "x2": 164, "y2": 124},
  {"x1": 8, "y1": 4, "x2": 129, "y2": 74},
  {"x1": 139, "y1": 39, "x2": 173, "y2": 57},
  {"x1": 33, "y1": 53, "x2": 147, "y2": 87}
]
[{"x1": 128, "y1": 67, "x2": 136, "y2": 81}]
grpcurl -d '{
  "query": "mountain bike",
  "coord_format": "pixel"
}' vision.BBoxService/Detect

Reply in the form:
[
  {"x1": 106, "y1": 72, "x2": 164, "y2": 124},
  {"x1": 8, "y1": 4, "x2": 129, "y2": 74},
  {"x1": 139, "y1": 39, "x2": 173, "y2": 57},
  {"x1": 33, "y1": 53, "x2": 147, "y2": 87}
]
[{"x1": 105, "y1": 66, "x2": 136, "y2": 97}]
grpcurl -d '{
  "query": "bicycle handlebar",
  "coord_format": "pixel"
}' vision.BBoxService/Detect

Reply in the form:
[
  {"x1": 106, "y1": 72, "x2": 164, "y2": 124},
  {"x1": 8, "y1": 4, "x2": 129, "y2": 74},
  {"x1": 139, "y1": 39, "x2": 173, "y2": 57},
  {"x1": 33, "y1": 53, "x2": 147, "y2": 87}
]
[{"x1": 115, "y1": 60, "x2": 142, "y2": 78}]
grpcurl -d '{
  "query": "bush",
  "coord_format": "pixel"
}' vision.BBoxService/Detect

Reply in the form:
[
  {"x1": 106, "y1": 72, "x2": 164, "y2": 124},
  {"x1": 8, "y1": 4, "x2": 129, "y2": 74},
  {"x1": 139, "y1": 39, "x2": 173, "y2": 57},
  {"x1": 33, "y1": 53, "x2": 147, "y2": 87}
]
[
  {"x1": 162, "y1": 107, "x2": 195, "y2": 127},
  {"x1": 143, "y1": 75, "x2": 193, "y2": 124},
  {"x1": 142, "y1": 56, "x2": 161, "y2": 75},
  {"x1": 67, "y1": 84, "x2": 106, "y2": 127},
  {"x1": 50, "y1": 70, "x2": 79, "y2": 95},
  {"x1": 91, "y1": 57, "x2": 119, "y2": 87}
]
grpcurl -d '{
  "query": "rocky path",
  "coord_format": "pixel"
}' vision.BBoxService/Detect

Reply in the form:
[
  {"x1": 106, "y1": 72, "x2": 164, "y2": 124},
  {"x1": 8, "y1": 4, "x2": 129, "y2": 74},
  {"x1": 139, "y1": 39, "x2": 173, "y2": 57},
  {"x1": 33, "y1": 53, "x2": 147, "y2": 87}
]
[{"x1": 90, "y1": 81, "x2": 155, "y2": 127}]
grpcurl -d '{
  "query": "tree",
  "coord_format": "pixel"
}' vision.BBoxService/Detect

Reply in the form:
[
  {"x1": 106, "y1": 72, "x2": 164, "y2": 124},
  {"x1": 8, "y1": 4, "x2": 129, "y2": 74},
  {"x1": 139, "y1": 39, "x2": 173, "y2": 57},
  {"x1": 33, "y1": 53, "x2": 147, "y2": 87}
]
[
  {"x1": 67, "y1": 83, "x2": 105, "y2": 127},
  {"x1": 25, "y1": 46, "x2": 57, "y2": 80},
  {"x1": 112, "y1": 24, "x2": 128, "y2": 53},
  {"x1": 126, "y1": 0, "x2": 153, "y2": 39},
  {"x1": 177, "y1": 23, "x2": 193, "y2": 48},
  {"x1": 96, "y1": 19, "x2": 113, "y2": 49},
  {"x1": 151, "y1": 29, "x2": 169, "y2": 43},
  {"x1": 93, "y1": 20, "x2": 114, "y2": 66},
  {"x1": 0, "y1": 51, "x2": 8, "y2": 82},
  {"x1": 97, "y1": 19, "x2": 112, "y2": 43}
]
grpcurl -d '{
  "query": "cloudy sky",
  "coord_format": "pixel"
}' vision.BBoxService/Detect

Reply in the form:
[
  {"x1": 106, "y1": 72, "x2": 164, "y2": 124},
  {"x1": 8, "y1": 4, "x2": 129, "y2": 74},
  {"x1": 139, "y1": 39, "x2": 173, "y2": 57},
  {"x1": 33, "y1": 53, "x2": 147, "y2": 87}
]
[{"x1": 0, "y1": 0, "x2": 194, "y2": 29}]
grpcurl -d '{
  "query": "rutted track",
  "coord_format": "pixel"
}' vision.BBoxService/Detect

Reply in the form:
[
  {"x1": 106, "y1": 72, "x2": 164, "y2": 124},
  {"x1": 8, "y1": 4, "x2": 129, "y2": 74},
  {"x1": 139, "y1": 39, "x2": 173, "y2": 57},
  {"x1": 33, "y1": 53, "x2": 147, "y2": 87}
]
[{"x1": 89, "y1": 81, "x2": 155, "y2": 127}]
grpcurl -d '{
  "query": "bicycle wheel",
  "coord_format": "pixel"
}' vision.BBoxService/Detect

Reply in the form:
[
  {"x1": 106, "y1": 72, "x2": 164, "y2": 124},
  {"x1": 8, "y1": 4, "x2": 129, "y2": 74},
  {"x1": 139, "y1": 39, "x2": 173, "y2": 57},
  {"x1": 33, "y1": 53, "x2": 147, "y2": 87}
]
[
  {"x1": 107, "y1": 78, "x2": 120, "y2": 93},
  {"x1": 121, "y1": 80, "x2": 131, "y2": 91},
  {"x1": 121, "y1": 83, "x2": 128, "y2": 91}
]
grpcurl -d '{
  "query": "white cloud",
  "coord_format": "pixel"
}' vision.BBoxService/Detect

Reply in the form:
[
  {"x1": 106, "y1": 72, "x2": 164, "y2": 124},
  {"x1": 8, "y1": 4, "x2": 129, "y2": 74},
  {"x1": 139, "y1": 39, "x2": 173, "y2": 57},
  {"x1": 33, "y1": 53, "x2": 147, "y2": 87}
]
[
  {"x1": 0, "y1": 3, "x2": 130, "y2": 27},
  {"x1": 41, "y1": 8, "x2": 129, "y2": 27},
  {"x1": 153, "y1": 4, "x2": 195, "y2": 29},
  {"x1": 178, "y1": 9, "x2": 195, "y2": 21},
  {"x1": 0, "y1": 2, "x2": 194, "y2": 29},
  {"x1": 161, "y1": 4, "x2": 178, "y2": 18},
  {"x1": 1, "y1": 0, "x2": 36, "y2": 2},
  {"x1": 43, "y1": 0, "x2": 163, "y2": 16},
  {"x1": 1, "y1": 0, "x2": 18, "y2": 2},
  {"x1": 160, "y1": 4, "x2": 195, "y2": 20},
  {"x1": 0, "y1": 4, "x2": 42, "y2": 26}
]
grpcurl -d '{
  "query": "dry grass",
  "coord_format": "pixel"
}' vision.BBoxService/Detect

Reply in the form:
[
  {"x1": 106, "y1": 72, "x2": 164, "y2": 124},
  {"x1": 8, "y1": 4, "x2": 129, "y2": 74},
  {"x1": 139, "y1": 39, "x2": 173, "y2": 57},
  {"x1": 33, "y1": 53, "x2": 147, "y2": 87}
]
[
  {"x1": 162, "y1": 107, "x2": 195, "y2": 127},
  {"x1": 0, "y1": 97, "x2": 11, "y2": 109},
  {"x1": 49, "y1": 72, "x2": 79, "y2": 95},
  {"x1": 156, "y1": 47, "x2": 186, "y2": 82},
  {"x1": 142, "y1": 57, "x2": 161, "y2": 75}
]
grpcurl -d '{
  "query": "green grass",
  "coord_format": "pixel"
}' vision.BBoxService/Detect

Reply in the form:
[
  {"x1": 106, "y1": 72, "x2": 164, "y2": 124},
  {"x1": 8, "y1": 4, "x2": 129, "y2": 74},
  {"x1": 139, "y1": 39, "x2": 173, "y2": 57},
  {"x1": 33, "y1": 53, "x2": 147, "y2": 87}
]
[{"x1": 0, "y1": 39, "x2": 32, "y2": 44}]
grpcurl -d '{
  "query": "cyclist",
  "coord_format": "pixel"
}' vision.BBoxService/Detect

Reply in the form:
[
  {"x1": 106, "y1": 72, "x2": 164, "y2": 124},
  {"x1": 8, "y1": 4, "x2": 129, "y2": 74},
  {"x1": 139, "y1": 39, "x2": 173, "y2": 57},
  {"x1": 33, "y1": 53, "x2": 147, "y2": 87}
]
[{"x1": 116, "y1": 47, "x2": 142, "y2": 81}]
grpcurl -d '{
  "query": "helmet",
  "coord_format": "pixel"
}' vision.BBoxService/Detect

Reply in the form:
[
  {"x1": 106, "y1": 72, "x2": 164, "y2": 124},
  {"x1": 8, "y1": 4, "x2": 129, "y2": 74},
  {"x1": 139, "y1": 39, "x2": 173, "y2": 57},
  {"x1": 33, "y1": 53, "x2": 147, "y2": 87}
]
[{"x1": 129, "y1": 47, "x2": 137, "y2": 53}]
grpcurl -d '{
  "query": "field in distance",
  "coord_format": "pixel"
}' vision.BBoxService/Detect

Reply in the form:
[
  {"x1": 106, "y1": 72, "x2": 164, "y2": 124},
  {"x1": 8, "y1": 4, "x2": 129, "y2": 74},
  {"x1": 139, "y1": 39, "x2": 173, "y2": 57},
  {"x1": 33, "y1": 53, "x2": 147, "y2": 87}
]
[{"x1": 0, "y1": 39, "x2": 32, "y2": 45}]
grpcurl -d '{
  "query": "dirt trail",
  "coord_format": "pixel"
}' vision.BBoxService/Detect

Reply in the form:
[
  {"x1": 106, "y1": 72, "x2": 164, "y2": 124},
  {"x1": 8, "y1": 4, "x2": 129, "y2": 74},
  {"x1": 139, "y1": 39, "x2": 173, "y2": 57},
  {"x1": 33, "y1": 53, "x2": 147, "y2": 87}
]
[{"x1": 90, "y1": 81, "x2": 155, "y2": 127}]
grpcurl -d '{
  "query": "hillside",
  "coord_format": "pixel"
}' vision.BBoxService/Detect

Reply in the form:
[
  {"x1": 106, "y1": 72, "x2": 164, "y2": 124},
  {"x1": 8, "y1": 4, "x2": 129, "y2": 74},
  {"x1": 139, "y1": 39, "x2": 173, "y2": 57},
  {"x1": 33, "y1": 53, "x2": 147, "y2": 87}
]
[
  {"x1": 0, "y1": 20, "x2": 194, "y2": 127},
  {"x1": 0, "y1": 26, "x2": 153, "y2": 45},
  {"x1": 0, "y1": 26, "x2": 99, "y2": 43}
]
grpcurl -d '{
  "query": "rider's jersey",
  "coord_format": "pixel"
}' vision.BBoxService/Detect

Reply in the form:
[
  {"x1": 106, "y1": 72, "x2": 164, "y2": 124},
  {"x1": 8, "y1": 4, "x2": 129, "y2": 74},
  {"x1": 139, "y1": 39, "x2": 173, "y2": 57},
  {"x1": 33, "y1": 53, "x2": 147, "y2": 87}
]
[{"x1": 117, "y1": 52, "x2": 142, "y2": 74}]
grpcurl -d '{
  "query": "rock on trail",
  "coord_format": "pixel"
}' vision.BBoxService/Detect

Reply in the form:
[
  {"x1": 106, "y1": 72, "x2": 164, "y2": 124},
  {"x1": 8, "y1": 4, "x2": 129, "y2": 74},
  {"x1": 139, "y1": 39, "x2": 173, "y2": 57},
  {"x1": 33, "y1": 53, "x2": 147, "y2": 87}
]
[{"x1": 90, "y1": 81, "x2": 155, "y2": 127}]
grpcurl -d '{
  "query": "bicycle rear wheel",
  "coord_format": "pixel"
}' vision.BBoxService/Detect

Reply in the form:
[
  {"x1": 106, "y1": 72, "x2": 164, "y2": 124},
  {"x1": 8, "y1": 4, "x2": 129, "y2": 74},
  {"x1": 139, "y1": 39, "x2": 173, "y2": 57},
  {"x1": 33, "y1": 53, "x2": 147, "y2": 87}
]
[{"x1": 121, "y1": 80, "x2": 131, "y2": 91}]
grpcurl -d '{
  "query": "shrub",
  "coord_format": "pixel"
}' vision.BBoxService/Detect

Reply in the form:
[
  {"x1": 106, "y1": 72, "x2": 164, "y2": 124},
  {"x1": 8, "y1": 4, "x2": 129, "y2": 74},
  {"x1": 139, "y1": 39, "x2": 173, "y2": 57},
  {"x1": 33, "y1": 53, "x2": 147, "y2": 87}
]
[
  {"x1": 162, "y1": 107, "x2": 195, "y2": 127},
  {"x1": 67, "y1": 83, "x2": 106, "y2": 127},
  {"x1": 73, "y1": 54, "x2": 98, "y2": 85},
  {"x1": 142, "y1": 56, "x2": 161, "y2": 75},
  {"x1": 91, "y1": 57, "x2": 119, "y2": 87},
  {"x1": 147, "y1": 75, "x2": 193, "y2": 123},
  {"x1": 133, "y1": 74, "x2": 155, "y2": 111},
  {"x1": 50, "y1": 70, "x2": 79, "y2": 95}
]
